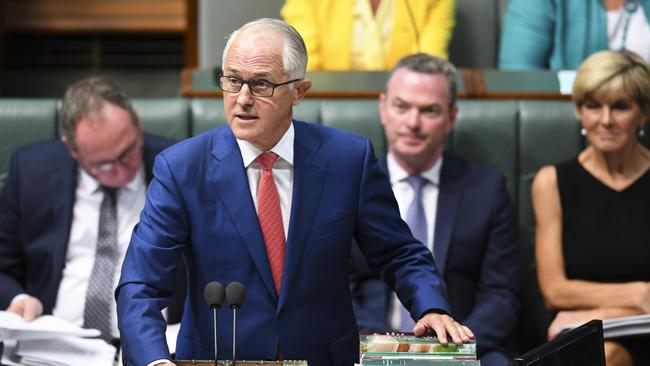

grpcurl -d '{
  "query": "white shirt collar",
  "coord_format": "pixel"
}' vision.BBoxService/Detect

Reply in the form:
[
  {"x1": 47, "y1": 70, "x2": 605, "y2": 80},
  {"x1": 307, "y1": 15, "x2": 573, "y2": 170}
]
[
  {"x1": 236, "y1": 122, "x2": 295, "y2": 168},
  {"x1": 386, "y1": 152, "x2": 442, "y2": 186},
  {"x1": 78, "y1": 164, "x2": 146, "y2": 195}
]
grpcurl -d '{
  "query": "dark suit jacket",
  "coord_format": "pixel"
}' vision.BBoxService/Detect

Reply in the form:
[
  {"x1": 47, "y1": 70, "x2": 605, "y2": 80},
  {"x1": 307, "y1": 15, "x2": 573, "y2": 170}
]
[
  {"x1": 0, "y1": 134, "x2": 174, "y2": 313},
  {"x1": 116, "y1": 121, "x2": 451, "y2": 366},
  {"x1": 351, "y1": 152, "x2": 520, "y2": 359}
]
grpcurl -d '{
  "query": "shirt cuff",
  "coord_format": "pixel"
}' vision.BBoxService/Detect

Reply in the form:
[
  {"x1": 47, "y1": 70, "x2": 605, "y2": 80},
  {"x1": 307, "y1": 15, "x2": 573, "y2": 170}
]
[
  {"x1": 10, "y1": 293, "x2": 34, "y2": 306},
  {"x1": 147, "y1": 359, "x2": 173, "y2": 366}
]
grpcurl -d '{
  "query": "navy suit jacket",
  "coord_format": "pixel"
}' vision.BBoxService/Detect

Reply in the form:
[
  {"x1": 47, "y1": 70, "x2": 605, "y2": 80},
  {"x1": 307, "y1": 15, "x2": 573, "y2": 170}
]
[
  {"x1": 0, "y1": 134, "x2": 173, "y2": 312},
  {"x1": 351, "y1": 152, "x2": 520, "y2": 358},
  {"x1": 116, "y1": 121, "x2": 451, "y2": 366}
]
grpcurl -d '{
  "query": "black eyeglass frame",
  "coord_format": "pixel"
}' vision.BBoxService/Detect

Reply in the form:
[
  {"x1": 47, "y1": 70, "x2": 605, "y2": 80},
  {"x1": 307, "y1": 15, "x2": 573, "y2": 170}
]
[{"x1": 218, "y1": 76, "x2": 302, "y2": 97}]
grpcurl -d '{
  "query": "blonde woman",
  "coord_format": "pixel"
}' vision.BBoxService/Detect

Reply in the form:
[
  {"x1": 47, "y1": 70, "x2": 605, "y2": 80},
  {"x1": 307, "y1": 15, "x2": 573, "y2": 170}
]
[{"x1": 532, "y1": 50, "x2": 650, "y2": 366}]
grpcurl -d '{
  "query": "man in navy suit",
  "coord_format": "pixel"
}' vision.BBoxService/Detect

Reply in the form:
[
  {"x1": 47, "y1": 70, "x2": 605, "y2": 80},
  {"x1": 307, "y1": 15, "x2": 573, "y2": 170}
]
[
  {"x1": 0, "y1": 78, "x2": 174, "y2": 342},
  {"x1": 350, "y1": 54, "x2": 520, "y2": 366},
  {"x1": 116, "y1": 19, "x2": 474, "y2": 366}
]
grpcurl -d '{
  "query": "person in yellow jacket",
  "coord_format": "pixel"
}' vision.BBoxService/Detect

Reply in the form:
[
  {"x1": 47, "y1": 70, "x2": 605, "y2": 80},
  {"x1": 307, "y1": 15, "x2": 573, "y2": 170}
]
[{"x1": 281, "y1": 0, "x2": 455, "y2": 71}]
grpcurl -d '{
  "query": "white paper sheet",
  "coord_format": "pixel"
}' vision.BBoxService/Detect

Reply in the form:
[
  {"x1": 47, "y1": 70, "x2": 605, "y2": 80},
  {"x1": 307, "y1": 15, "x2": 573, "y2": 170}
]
[{"x1": 0, "y1": 311, "x2": 100, "y2": 341}]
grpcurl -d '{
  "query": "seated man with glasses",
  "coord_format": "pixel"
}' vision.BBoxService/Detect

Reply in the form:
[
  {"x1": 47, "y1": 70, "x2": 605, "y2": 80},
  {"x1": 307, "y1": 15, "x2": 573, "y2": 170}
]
[{"x1": 0, "y1": 77, "x2": 178, "y2": 348}]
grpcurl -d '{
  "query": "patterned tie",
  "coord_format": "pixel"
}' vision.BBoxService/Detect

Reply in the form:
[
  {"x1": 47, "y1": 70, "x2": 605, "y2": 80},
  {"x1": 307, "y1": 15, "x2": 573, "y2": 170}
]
[
  {"x1": 400, "y1": 175, "x2": 428, "y2": 332},
  {"x1": 257, "y1": 152, "x2": 286, "y2": 294},
  {"x1": 84, "y1": 186, "x2": 118, "y2": 342}
]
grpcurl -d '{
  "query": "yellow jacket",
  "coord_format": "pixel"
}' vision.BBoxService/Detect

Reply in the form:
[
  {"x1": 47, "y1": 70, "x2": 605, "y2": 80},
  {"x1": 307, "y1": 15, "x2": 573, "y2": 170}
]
[{"x1": 281, "y1": 0, "x2": 456, "y2": 71}]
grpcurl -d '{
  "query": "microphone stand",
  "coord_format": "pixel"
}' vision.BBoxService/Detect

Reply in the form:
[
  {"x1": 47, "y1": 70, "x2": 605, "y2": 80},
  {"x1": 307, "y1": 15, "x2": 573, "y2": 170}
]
[
  {"x1": 213, "y1": 307, "x2": 218, "y2": 366},
  {"x1": 232, "y1": 305, "x2": 238, "y2": 366},
  {"x1": 204, "y1": 281, "x2": 225, "y2": 366}
]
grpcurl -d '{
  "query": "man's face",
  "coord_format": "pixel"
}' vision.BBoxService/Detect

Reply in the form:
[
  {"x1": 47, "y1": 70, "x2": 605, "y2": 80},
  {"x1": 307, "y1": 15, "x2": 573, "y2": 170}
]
[
  {"x1": 380, "y1": 69, "x2": 457, "y2": 172},
  {"x1": 67, "y1": 102, "x2": 143, "y2": 188},
  {"x1": 222, "y1": 29, "x2": 310, "y2": 150}
]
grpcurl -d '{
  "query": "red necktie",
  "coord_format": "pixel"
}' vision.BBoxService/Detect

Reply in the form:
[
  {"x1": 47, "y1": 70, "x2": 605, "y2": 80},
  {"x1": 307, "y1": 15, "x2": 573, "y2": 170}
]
[{"x1": 256, "y1": 151, "x2": 286, "y2": 294}]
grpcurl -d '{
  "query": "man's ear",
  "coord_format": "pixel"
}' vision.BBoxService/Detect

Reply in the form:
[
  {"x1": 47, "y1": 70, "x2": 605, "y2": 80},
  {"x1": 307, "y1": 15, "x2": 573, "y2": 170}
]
[
  {"x1": 61, "y1": 136, "x2": 79, "y2": 161},
  {"x1": 292, "y1": 79, "x2": 312, "y2": 106},
  {"x1": 379, "y1": 93, "x2": 388, "y2": 127},
  {"x1": 446, "y1": 103, "x2": 459, "y2": 134}
]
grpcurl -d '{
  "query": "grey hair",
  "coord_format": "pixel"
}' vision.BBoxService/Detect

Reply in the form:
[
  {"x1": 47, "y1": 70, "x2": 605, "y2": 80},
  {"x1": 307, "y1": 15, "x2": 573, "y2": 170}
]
[
  {"x1": 60, "y1": 77, "x2": 139, "y2": 150},
  {"x1": 388, "y1": 53, "x2": 458, "y2": 107},
  {"x1": 222, "y1": 18, "x2": 308, "y2": 81}
]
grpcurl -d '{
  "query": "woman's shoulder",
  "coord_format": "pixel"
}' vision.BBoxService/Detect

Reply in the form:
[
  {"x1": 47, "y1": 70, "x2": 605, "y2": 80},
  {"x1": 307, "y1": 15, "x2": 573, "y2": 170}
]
[
  {"x1": 532, "y1": 164, "x2": 559, "y2": 197},
  {"x1": 535, "y1": 164, "x2": 560, "y2": 184}
]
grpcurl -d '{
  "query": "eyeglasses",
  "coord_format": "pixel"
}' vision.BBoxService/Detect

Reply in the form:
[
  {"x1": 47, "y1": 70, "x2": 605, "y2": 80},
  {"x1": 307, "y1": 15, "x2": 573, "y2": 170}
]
[
  {"x1": 88, "y1": 143, "x2": 143, "y2": 173},
  {"x1": 218, "y1": 76, "x2": 301, "y2": 97}
]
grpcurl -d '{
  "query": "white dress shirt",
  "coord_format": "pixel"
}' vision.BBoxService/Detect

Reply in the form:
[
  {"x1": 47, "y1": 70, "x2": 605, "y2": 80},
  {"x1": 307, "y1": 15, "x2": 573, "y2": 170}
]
[
  {"x1": 237, "y1": 123, "x2": 295, "y2": 238},
  {"x1": 51, "y1": 166, "x2": 146, "y2": 339},
  {"x1": 386, "y1": 153, "x2": 442, "y2": 330}
]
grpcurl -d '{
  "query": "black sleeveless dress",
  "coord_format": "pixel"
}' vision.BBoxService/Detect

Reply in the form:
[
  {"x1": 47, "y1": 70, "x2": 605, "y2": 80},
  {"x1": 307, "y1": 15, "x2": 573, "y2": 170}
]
[{"x1": 556, "y1": 158, "x2": 650, "y2": 364}]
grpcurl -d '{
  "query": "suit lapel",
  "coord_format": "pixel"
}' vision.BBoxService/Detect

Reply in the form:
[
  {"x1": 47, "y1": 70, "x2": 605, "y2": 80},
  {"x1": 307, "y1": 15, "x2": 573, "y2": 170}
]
[
  {"x1": 208, "y1": 127, "x2": 277, "y2": 299},
  {"x1": 46, "y1": 149, "x2": 77, "y2": 311},
  {"x1": 278, "y1": 122, "x2": 327, "y2": 310},
  {"x1": 142, "y1": 136, "x2": 157, "y2": 183},
  {"x1": 433, "y1": 153, "x2": 464, "y2": 275}
]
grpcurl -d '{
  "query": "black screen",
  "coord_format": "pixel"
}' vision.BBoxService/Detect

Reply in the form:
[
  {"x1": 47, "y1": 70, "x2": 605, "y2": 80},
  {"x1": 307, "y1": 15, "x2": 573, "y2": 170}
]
[{"x1": 511, "y1": 319, "x2": 605, "y2": 366}]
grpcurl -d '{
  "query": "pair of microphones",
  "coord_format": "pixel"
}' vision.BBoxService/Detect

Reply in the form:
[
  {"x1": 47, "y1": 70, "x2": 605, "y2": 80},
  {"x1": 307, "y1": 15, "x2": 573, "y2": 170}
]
[{"x1": 204, "y1": 281, "x2": 246, "y2": 366}]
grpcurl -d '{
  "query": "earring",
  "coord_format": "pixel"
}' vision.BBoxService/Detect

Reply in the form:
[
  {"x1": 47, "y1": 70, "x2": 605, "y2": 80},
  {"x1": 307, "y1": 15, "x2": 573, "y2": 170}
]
[
  {"x1": 639, "y1": 128, "x2": 646, "y2": 138},
  {"x1": 580, "y1": 128, "x2": 586, "y2": 136}
]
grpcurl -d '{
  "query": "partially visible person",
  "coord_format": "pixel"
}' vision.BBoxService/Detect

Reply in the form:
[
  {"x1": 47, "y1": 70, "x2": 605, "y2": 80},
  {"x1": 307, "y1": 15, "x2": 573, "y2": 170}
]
[
  {"x1": 116, "y1": 18, "x2": 474, "y2": 366},
  {"x1": 532, "y1": 50, "x2": 650, "y2": 366},
  {"x1": 499, "y1": 0, "x2": 650, "y2": 70},
  {"x1": 0, "y1": 77, "x2": 176, "y2": 344},
  {"x1": 281, "y1": 0, "x2": 455, "y2": 71},
  {"x1": 350, "y1": 53, "x2": 520, "y2": 366}
]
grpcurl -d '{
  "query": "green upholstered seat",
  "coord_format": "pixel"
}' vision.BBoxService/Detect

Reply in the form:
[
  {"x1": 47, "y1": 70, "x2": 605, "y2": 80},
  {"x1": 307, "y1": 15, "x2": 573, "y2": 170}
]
[
  {"x1": 0, "y1": 99, "x2": 59, "y2": 188},
  {"x1": 320, "y1": 100, "x2": 385, "y2": 156},
  {"x1": 190, "y1": 98, "x2": 226, "y2": 136},
  {"x1": 134, "y1": 99, "x2": 190, "y2": 141}
]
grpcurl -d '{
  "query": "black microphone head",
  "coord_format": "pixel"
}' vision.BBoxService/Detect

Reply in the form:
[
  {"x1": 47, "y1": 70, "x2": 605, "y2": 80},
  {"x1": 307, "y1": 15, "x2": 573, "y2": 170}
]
[
  {"x1": 226, "y1": 281, "x2": 246, "y2": 309},
  {"x1": 204, "y1": 281, "x2": 225, "y2": 309}
]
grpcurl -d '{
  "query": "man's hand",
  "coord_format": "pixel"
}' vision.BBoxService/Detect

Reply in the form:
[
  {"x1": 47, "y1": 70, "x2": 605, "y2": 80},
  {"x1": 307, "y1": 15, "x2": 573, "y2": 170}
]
[
  {"x1": 413, "y1": 312, "x2": 474, "y2": 345},
  {"x1": 6, "y1": 296, "x2": 43, "y2": 321}
]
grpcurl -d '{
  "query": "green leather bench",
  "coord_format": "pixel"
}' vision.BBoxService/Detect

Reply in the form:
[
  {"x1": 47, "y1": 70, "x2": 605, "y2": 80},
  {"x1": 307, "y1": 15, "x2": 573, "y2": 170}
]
[{"x1": 2, "y1": 97, "x2": 648, "y2": 353}]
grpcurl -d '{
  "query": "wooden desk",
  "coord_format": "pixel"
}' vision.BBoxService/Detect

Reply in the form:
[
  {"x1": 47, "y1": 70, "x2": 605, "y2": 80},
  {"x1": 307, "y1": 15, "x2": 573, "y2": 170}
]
[
  {"x1": 182, "y1": 68, "x2": 468, "y2": 99},
  {"x1": 182, "y1": 68, "x2": 571, "y2": 100},
  {"x1": 470, "y1": 70, "x2": 571, "y2": 100}
]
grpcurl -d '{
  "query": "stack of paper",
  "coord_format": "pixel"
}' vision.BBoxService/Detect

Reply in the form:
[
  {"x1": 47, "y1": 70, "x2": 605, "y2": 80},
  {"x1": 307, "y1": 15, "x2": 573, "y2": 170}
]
[
  {"x1": 359, "y1": 333, "x2": 480, "y2": 366},
  {"x1": 560, "y1": 314, "x2": 650, "y2": 339},
  {"x1": 0, "y1": 311, "x2": 100, "y2": 340},
  {"x1": 601, "y1": 314, "x2": 650, "y2": 339},
  {"x1": 15, "y1": 337, "x2": 116, "y2": 366},
  {"x1": 0, "y1": 311, "x2": 113, "y2": 366}
]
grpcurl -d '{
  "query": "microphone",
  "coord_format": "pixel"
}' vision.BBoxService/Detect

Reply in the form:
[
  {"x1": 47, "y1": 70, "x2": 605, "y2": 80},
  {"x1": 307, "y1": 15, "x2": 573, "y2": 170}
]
[
  {"x1": 226, "y1": 282, "x2": 246, "y2": 366},
  {"x1": 204, "y1": 281, "x2": 225, "y2": 366}
]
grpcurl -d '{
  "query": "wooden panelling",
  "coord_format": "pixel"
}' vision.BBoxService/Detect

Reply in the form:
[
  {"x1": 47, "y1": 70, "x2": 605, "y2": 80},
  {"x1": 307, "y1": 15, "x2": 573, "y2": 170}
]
[
  {"x1": 181, "y1": 68, "x2": 571, "y2": 100},
  {"x1": 4, "y1": 0, "x2": 187, "y2": 33}
]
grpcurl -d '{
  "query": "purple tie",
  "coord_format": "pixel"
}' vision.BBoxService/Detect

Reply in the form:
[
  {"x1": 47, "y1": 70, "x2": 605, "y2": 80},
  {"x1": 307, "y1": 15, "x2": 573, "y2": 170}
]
[{"x1": 400, "y1": 175, "x2": 428, "y2": 332}]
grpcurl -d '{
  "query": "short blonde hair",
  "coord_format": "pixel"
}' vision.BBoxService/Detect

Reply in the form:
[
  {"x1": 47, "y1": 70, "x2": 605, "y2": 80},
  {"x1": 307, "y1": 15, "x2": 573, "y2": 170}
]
[{"x1": 572, "y1": 50, "x2": 650, "y2": 113}]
